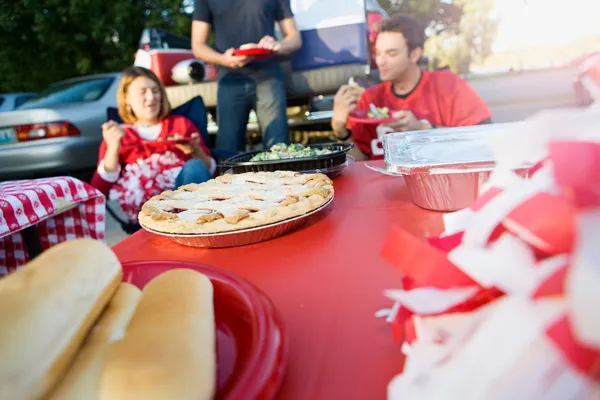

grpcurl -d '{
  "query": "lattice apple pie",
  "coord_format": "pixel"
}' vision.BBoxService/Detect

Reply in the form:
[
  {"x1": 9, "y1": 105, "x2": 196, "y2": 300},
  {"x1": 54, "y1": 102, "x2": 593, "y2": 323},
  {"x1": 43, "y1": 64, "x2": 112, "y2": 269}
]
[{"x1": 139, "y1": 171, "x2": 334, "y2": 234}]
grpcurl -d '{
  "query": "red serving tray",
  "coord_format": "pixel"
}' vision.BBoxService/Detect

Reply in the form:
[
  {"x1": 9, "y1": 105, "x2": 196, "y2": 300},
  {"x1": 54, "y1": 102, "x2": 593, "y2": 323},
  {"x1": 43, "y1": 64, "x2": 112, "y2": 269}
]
[
  {"x1": 348, "y1": 109, "x2": 398, "y2": 125},
  {"x1": 232, "y1": 47, "x2": 274, "y2": 58},
  {"x1": 121, "y1": 261, "x2": 288, "y2": 400}
]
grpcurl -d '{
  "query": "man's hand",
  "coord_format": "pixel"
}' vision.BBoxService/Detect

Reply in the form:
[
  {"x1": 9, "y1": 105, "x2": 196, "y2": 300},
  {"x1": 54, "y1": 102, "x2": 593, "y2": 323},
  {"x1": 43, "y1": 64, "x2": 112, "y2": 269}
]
[
  {"x1": 381, "y1": 110, "x2": 431, "y2": 132},
  {"x1": 333, "y1": 85, "x2": 363, "y2": 123},
  {"x1": 221, "y1": 48, "x2": 251, "y2": 68},
  {"x1": 257, "y1": 35, "x2": 282, "y2": 52},
  {"x1": 331, "y1": 85, "x2": 364, "y2": 139}
]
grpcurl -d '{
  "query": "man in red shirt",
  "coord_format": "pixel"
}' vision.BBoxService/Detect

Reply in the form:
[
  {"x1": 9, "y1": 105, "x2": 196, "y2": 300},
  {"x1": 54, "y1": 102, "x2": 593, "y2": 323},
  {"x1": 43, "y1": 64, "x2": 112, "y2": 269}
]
[{"x1": 332, "y1": 14, "x2": 491, "y2": 160}]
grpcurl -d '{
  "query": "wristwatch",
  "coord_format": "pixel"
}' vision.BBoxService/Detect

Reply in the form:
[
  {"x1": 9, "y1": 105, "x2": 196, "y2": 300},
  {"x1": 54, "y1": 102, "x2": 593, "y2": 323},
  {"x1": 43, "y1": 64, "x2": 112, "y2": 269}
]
[{"x1": 336, "y1": 129, "x2": 352, "y2": 141}]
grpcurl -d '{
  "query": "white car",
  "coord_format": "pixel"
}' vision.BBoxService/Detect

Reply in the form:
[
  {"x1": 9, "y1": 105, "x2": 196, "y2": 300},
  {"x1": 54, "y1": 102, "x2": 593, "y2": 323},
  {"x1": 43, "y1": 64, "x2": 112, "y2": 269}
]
[
  {"x1": 0, "y1": 73, "x2": 120, "y2": 181},
  {"x1": 0, "y1": 92, "x2": 37, "y2": 112}
]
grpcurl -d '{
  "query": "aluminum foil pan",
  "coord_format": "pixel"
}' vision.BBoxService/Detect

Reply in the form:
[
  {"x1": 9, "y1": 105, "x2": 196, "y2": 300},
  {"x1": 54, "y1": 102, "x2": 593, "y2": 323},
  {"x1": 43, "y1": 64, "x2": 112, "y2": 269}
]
[
  {"x1": 140, "y1": 197, "x2": 334, "y2": 248},
  {"x1": 384, "y1": 124, "x2": 519, "y2": 174},
  {"x1": 383, "y1": 124, "x2": 530, "y2": 212}
]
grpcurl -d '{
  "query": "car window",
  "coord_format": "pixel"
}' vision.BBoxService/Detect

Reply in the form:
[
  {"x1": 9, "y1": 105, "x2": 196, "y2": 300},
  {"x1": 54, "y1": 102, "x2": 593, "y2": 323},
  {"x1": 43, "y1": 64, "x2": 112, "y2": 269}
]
[
  {"x1": 14, "y1": 95, "x2": 34, "y2": 108},
  {"x1": 18, "y1": 77, "x2": 114, "y2": 109}
]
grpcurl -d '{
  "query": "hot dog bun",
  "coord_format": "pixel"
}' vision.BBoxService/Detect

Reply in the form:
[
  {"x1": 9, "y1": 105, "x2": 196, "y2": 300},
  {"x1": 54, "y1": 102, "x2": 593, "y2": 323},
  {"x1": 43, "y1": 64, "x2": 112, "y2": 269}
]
[
  {"x1": 47, "y1": 283, "x2": 142, "y2": 400},
  {"x1": 100, "y1": 269, "x2": 216, "y2": 400},
  {"x1": 0, "y1": 239, "x2": 122, "y2": 400}
]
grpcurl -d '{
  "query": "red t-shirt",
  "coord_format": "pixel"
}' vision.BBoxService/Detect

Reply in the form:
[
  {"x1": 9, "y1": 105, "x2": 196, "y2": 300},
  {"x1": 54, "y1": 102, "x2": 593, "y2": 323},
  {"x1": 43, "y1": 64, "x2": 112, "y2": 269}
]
[
  {"x1": 348, "y1": 69, "x2": 491, "y2": 159},
  {"x1": 91, "y1": 114, "x2": 211, "y2": 196}
]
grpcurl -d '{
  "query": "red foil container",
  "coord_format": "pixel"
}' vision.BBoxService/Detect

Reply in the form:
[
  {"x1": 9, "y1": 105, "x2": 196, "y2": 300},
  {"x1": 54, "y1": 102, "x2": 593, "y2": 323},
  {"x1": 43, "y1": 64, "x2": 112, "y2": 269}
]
[
  {"x1": 384, "y1": 125, "x2": 530, "y2": 212},
  {"x1": 140, "y1": 198, "x2": 333, "y2": 248}
]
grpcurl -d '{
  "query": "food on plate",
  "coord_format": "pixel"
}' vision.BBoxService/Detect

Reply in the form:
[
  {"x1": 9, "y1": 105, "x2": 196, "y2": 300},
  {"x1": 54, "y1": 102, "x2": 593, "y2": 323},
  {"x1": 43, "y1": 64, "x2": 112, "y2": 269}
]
[
  {"x1": 0, "y1": 239, "x2": 122, "y2": 400},
  {"x1": 250, "y1": 142, "x2": 334, "y2": 162},
  {"x1": 240, "y1": 43, "x2": 258, "y2": 49},
  {"x1": 348, "y1": 77, "x2": 366, "y2": 93},
  {"x1": 368, "y1": 103, "x2": 390, "y2": 119},
  {"x1": 100, "y1": 269, "x2": 216, "y2": 400},
  {"x1": 139, "y1": 170, "x2": 334, "y2": 234},
  {"x1": 47, "y1": 283, "x2": 142, "y2": 400}
]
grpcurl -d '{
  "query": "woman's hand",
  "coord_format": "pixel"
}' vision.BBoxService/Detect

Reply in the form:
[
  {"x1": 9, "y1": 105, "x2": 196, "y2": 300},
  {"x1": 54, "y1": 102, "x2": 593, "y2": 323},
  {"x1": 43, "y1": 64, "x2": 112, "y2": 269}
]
[
  {"x1": 174, "y1": 134, "x2": 198, "y2": 155},
  {"x1": 175, "y1": 133, "x2": 212, "y2": 169},
  {"x1": 101, "y1": 121, "x2": 125, "y2": 173},
  {"x1": 102, "y1": 121, "x2": 125, "y2": 151}
]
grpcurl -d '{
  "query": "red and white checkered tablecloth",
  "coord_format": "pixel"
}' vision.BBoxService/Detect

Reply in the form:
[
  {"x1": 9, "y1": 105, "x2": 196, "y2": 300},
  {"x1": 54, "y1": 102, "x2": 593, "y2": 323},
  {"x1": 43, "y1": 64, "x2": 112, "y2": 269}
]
[{"x1": 0, "y1": 177, "x2": 106, "y2": 274}]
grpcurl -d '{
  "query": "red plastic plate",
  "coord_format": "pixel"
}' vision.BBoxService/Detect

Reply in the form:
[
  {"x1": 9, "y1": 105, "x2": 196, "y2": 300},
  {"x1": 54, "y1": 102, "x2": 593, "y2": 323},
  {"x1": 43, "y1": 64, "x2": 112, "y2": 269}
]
[
  {"x1": 232, "y1": 47, "x2": 274, "y2": 58},
  {"x1": 140, "y1": 138, "x2": 194, "y2": 152},
  {"x1": 348, "y1": 109, "x2": 398, "y2": 125},
  {"x1": 121, "y1": 261, "x2": 288, "y2": 400}
]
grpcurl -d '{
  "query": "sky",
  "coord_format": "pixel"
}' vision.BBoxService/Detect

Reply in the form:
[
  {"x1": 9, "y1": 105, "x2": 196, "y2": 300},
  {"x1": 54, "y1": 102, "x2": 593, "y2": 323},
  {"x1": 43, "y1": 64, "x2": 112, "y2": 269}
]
[{"x1": 492, "y1": 0, "x2": 600, "y2": 51}]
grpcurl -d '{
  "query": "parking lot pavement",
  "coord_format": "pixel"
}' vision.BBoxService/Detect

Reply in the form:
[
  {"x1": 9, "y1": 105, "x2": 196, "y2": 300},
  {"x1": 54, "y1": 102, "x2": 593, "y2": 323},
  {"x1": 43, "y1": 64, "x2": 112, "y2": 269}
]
[{"x1": 105, "y1": 200, "x2": 131, "y2": 246}]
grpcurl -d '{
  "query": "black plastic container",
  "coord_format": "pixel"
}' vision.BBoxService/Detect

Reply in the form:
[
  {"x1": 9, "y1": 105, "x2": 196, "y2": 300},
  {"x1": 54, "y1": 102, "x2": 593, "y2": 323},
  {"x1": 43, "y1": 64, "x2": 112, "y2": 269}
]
[{"x1": 219, "y1": 142, "x2": 354, "y2": 174}]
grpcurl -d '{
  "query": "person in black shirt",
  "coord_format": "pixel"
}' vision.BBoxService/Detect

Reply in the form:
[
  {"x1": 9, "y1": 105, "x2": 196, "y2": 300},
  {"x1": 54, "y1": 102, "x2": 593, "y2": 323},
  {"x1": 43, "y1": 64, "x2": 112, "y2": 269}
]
[{"x1": 192, "y1": 0, "x2": 302, "y2": 152}]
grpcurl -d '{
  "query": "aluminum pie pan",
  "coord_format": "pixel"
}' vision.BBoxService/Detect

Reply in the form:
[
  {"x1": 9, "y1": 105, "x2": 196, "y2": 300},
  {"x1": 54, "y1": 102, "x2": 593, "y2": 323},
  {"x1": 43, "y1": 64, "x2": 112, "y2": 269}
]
[{"x1": 140, "y1": 197, "x2": 334, "y2": 248}]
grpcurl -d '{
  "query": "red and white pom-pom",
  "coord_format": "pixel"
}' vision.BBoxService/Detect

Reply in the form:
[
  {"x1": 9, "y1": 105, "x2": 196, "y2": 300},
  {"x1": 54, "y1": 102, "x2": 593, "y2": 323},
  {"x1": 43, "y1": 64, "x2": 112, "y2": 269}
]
[{"x1": 383, "y1": 106, "x2": 600, "y2": 399}]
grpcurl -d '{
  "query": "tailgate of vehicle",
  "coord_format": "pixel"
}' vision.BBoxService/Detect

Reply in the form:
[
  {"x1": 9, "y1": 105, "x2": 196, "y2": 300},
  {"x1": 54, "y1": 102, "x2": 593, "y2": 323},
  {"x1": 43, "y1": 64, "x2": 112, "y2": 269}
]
[{"x1": 165, "y1": 63, "x2": 368, "y2": 109}]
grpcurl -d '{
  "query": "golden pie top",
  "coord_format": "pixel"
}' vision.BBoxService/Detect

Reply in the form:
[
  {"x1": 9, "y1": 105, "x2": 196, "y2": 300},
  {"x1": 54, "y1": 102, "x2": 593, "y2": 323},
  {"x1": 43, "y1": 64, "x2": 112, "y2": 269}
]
[{"x1": 138, "y1": 171, "x2": 334, "y2": 234}]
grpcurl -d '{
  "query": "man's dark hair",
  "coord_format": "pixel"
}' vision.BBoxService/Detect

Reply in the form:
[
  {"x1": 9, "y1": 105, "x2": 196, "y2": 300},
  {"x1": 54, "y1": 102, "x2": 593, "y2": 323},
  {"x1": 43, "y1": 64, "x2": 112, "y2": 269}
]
[{"x1": 377, "y1": 14, "x2": 426, "y2": 53}]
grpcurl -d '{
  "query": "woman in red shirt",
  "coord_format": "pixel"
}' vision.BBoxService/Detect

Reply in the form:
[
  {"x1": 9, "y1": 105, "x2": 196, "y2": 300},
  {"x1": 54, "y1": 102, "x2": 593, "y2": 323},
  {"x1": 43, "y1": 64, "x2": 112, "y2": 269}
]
[{"x1": 90, "y1": 66, "x2": 216, "y2": 222}]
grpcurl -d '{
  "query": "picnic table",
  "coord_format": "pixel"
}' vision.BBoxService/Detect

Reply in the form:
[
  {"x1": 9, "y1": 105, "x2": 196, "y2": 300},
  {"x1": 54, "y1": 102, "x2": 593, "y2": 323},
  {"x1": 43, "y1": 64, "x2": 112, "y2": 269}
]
[
  {"x1": 0, "y1": 177, "x2": 106, "y2": 274},
  {"x1": 112, "y1": 161, "x2": 445, "y2": 399}
]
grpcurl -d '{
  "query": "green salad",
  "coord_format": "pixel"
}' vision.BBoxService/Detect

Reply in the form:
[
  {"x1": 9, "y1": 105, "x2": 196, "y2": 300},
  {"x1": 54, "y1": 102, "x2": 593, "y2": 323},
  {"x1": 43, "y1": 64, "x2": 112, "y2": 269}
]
[
  {"x1": 368, "y1": 105, "x2": 390, "y2": 119},
  {"x1": 250, "y1": 143, "x2": 334, "y2": 162}
]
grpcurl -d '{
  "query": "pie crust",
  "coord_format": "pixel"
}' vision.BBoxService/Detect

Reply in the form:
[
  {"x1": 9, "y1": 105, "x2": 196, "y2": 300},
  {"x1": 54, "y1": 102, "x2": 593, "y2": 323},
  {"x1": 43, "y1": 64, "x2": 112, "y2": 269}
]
[{"x1": 138, "y1": 171, "x2": 334, "y2": 234}]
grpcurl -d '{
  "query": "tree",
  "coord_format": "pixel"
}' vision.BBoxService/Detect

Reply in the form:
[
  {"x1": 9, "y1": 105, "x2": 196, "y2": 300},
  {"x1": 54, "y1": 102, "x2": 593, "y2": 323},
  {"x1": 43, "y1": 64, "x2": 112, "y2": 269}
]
[
  {"x1": 455, "y1": 0, "x2": 498, "y2": 68},
  {"x1": 0, "y1": 0, "x2": 192, "y2": 93},
  {"x1": 426, "y1": 0, "x2": 498, "y2": 74},
  {"x1": 379, "y1": 0, "x2": 498, "y2": 73},
  {"x1": 378, "y1": 0, "x2": 463, "y2": 34}
]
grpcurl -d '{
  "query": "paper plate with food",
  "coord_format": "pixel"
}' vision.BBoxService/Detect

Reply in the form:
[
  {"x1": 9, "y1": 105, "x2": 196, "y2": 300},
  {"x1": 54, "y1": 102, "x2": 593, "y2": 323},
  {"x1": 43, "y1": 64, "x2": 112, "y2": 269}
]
[
  {"x1": 232, "y1": 43, "x2": 274, "y2": 58},
  {"x1": 348, "y1": 104, "x2": 398, "y2": 125},
  {"x1": 0, "y1": 239, "x2": 288, "y2": 400}
]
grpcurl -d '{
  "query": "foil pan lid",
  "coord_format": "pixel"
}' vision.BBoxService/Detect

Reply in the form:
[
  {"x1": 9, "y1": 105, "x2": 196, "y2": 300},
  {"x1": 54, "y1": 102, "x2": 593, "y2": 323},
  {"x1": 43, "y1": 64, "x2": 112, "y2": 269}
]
[{"x1": 384, "y1": 123, "x2": 518, "y2": 175}]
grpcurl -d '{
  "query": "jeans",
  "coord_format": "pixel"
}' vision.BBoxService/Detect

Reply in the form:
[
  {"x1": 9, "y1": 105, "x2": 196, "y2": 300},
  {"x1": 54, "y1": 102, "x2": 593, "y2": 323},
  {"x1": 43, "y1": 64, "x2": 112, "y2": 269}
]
[
  {"x1": 175, "y1": 159, "x2": 212, "y2": 188},
  {"x1": 216, "y1": 69, "x2": 289, "y2": 152}
]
